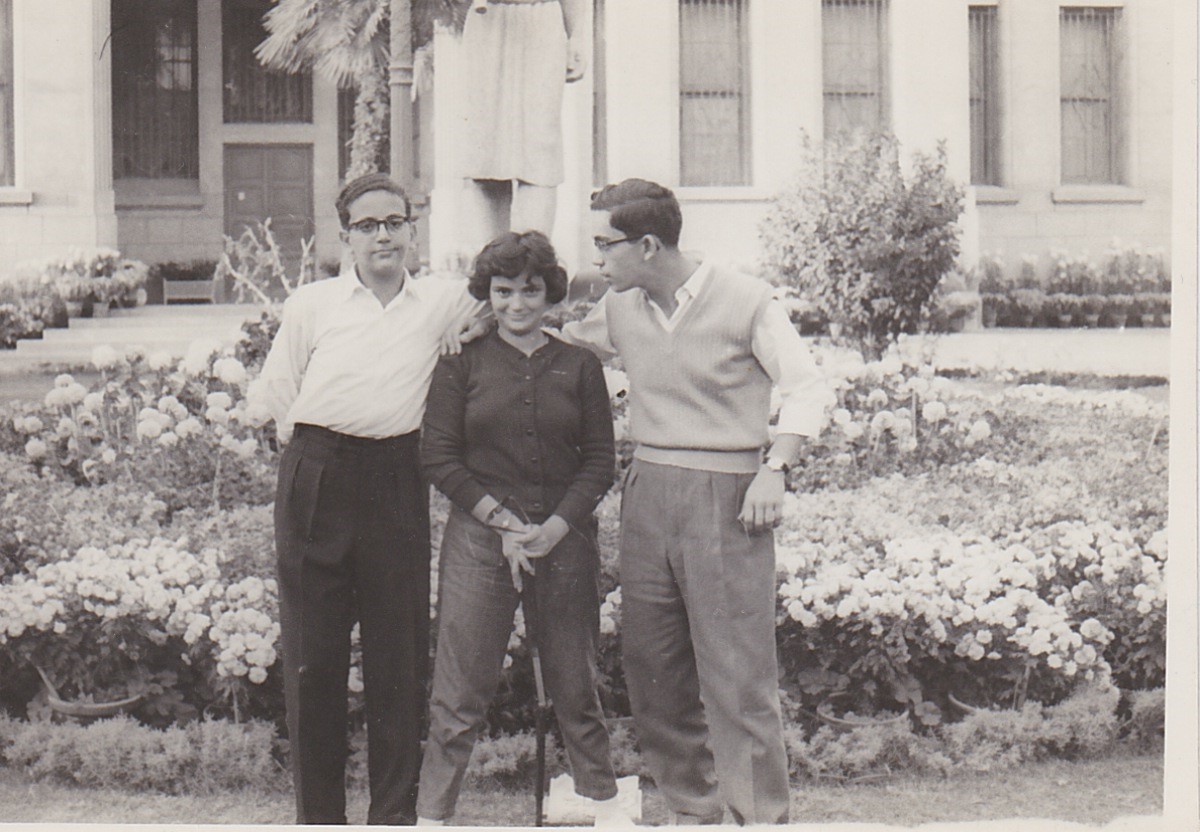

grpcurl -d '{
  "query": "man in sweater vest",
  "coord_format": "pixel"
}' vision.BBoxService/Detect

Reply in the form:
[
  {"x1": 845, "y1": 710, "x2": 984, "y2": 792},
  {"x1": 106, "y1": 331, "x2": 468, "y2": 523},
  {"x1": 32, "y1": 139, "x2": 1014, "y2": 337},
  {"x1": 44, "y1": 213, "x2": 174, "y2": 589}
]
[{"x1": 560, "y1": 179, "x2": 831, "y2": 825}]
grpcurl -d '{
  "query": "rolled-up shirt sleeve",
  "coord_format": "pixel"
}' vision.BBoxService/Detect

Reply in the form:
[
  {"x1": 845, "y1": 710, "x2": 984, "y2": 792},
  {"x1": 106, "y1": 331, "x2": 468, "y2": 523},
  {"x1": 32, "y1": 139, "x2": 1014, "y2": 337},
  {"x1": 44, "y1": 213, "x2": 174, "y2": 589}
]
[
  {"x1": 420, "y1": 354, "x2": 491, "y2": 515},
  {"x1": 753, "y1": 300, "x2": 834, "y2": 438},
  {"x1": 550, "y1": 351, "x2": 616, "y2": 529},
  {"x1": 250, "y1": 294, "x2": 312, "y2": 443}
]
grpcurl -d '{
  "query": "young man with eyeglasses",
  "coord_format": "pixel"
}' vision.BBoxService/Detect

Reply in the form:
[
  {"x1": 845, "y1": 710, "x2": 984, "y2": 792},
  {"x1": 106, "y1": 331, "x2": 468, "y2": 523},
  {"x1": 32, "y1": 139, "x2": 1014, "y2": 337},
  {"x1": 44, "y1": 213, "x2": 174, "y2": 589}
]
[
  {"x1": 252, "y1": 173, "x2": 485, "y2": 825},
  {"x1": 559, "y1": 178, "x2": 832, "y2": 825}
]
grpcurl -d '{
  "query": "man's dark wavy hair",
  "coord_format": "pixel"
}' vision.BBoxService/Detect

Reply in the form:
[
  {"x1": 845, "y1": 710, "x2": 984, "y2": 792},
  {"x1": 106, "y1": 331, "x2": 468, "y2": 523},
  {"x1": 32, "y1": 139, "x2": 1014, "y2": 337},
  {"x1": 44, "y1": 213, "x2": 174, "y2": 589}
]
[
  {"x1": 468, "y1": 230, "x2": 569, "y2": 304},
  {"x1": 335, "y1": 173, "x2": 411, "y2": 229},
  {"x1": 590, "y1": 178, "x2": 682, "y2": 247}
]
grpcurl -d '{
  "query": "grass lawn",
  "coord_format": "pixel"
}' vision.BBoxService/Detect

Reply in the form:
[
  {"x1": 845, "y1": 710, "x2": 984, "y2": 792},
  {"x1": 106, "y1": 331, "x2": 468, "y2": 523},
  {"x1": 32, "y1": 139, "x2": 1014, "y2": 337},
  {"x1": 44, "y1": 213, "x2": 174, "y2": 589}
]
[{"x1": 0, "y1": 752, "x2": 1161, "y2": 826}]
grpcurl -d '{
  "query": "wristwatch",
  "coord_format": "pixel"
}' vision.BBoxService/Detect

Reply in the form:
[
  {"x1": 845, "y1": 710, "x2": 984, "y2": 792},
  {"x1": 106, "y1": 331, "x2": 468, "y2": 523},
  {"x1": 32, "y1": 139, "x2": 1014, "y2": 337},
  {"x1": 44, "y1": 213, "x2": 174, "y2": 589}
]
[{"x1": 764, "y1": 457, "x2": 791, "y2": 475}]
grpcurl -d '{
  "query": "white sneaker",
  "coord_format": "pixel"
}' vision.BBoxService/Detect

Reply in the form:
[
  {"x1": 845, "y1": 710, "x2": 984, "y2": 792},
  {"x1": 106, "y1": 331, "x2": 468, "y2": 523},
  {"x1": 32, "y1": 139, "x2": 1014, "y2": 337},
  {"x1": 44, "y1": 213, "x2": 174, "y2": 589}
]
[{"x1": 592, "y1": 795, "x2": 636, "y2": 827}]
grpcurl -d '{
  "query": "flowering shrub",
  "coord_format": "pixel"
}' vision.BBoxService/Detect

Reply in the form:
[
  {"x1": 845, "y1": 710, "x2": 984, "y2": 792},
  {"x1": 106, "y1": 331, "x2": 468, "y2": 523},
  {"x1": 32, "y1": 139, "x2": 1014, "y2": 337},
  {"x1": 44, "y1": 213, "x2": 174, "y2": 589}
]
[
  {"x1": 0, "y1": 538, "x2": 281, "y2": 725},
  {"x1": 791, "y1": 340, "x2": 999, "y2": 490},
  {"x1": 0, "y1": 303, "x2": 43, "y2": 348},
  {"x1": 0, "y1": 457, "x2": 168, "y2": 580},
  {"x1": 0, "y1": 344, "x2": 276, "y2": 511}
]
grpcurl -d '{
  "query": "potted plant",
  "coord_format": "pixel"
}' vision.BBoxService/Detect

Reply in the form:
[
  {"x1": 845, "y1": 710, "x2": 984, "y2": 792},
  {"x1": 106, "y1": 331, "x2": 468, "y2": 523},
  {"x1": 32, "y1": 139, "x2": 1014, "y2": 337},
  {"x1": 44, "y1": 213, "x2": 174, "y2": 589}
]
[
  {"x1": 114, "y1": 260, "x2": 150, "y2": 308},
  {"x1": 52, "y1": 271, "x2": 92, "y2": 317},
  {"x1": 1010, "y1": 288, "x2": 1046, "y2": 328},
  {"x1": 1105, "y1": 294, "x2": 1132, "y2": 328},
  {"x1": 981, "y1": 293, "x2": 1003, "y2": 328},
  {"x1": 88, "y1": 275, "x2": 126, "y2": 317},
  {"x1": 1046, "y1": 293, "x2": 1078, "y2": 328},
  {"x1": 152, "y1": 260, "x2": 218, "y2": 305},
  {"x1": 1079, "y1": 294, "x2": 1103, "y2": 328}
]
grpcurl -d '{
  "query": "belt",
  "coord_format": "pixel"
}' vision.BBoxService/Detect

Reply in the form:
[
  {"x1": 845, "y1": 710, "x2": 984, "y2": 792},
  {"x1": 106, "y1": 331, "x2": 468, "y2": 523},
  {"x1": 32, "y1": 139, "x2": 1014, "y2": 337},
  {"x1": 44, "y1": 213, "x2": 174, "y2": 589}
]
[{"x1": 293, "y1": 423, "x2": 419, "y2": 452}]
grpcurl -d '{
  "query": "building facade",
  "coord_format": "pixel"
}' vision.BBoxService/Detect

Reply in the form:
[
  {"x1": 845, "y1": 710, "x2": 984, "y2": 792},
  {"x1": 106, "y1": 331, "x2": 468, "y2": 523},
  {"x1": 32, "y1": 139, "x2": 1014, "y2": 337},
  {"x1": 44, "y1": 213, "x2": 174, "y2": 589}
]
[{"x1": 0, "y1": 0, "x2": 1177, "y2": 282}]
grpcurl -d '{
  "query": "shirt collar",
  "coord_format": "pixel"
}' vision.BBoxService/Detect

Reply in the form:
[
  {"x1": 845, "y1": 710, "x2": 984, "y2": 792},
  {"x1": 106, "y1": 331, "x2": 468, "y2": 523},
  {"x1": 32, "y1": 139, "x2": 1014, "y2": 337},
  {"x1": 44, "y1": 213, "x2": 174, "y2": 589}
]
[
  {"x1": 641, "y1": 259, "x2": 711, "y2": 310},
  {"x1": 676, "y1": 259, "x2": 712, "y2": 303},
  {"x1": 336, "y1": 266, "x2": 413, "y2": 304}
]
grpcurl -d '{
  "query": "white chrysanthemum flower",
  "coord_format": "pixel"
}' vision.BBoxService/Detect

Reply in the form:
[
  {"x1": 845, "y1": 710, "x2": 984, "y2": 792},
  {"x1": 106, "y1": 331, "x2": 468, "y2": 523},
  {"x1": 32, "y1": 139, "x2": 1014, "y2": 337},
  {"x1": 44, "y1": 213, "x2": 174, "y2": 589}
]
[
  {"x1": 174, "y1": 417, "x2": 203, "y2": 439},
  {"x1": 24, "y1": 438, "x2": 48, "y2": 460},
  {"x1": 182, "y1": 339, "x2": 221, "y2": 376},
  {"x1": 90, "y1": 345, "x2": 122, "y2": 370},
  {"x1": 147, "y1": 350, "x2": 175, "y2": 371},
  {"x1": 921, "y1": 401, "x2": 947, "y2": 424},
  {"x1": 136, "y1": 419, "x2": 164, "y2": 440},
  {"x1": 213, "y1": 357, "x2": 248, "y2": 386},
  {"x1": 206, "y1": 391, "x2": 233, "y2": 411},
  {"x1": 869, "y1": 410, "x2": 895, "y2": 433}
]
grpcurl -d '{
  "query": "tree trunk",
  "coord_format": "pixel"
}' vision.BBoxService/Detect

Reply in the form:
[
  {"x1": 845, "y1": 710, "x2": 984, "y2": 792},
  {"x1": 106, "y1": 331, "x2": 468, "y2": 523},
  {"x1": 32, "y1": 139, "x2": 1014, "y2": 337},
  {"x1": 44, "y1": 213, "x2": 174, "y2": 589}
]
[{"x1": 347, "y1": 64, "x2": 390, "y2": 181}]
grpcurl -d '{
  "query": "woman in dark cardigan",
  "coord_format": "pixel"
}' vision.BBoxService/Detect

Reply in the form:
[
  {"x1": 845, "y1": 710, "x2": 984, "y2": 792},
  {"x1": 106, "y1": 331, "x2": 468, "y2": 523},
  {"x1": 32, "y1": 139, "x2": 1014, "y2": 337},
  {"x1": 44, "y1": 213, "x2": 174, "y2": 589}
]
[{"x1": 416, "y1": 231, "x2": 625, "y2": 826}]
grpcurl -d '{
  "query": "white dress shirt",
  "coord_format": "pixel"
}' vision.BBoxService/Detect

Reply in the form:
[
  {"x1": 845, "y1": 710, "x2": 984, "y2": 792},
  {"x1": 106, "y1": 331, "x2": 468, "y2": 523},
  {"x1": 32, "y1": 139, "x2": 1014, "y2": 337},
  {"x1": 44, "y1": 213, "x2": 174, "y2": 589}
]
[
  {"x1": 252, "y1": 269, "x2": 485, "y2": 442},
  {"x1": 560, "y1": 260, "x2": 832, "y2": 438}
]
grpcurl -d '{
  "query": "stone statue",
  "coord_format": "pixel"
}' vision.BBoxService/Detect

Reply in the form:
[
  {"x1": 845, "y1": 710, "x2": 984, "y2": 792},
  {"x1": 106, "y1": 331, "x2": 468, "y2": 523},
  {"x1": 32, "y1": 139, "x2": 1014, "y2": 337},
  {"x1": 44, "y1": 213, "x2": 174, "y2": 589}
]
[{"x1": 459, "y1": 0, "x2": 585, "y2": 251}]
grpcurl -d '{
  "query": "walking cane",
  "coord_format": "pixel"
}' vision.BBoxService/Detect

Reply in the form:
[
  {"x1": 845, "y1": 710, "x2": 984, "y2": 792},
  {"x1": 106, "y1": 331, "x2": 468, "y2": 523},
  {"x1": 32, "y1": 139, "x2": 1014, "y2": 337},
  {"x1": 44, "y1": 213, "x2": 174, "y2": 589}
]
[
  {"x1": 521, "y1": 576, "x2": 551, "y2": 827},
  {"x1": 492, "y1": 498, "x2": 550, "y2": 826}
]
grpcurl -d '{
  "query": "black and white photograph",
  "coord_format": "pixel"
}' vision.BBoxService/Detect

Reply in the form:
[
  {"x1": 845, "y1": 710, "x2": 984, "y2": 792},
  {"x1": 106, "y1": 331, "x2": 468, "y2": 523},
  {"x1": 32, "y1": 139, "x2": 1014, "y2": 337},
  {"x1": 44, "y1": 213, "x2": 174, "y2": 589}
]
[{"x1": 0, "y1": 0, "x2": 1195, "y2": 828}]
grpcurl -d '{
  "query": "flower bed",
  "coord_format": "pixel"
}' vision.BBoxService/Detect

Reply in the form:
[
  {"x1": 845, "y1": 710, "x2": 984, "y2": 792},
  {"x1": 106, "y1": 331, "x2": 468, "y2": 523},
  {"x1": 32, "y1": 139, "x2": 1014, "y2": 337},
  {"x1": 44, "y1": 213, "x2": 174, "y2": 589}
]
[{"x1": 0, "y1": 334, "x2": 1167, "y2": 760}]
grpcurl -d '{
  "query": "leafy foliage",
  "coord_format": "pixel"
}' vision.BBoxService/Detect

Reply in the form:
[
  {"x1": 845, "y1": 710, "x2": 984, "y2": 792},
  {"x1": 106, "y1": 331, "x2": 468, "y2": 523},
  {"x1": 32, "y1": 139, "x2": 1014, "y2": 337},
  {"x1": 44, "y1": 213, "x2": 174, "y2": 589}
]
[{"x1": 760, "y1": 133, "x2": 964, "y2": 357}]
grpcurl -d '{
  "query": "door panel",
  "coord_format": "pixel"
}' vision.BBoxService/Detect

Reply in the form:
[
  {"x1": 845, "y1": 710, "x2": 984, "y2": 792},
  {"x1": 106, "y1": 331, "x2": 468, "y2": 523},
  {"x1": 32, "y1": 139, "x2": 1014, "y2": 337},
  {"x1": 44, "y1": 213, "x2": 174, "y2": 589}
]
[{"x1": 224, "y1": 144, "x2": 314, "y2": 298}]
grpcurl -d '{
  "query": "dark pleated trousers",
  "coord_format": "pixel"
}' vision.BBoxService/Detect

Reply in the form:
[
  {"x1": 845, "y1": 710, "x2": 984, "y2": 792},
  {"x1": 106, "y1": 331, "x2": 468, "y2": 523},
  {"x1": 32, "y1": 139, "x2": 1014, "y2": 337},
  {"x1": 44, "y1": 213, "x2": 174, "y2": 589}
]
[{"x1": 274, "y1": 424, "x2": 431, "y2": 825}]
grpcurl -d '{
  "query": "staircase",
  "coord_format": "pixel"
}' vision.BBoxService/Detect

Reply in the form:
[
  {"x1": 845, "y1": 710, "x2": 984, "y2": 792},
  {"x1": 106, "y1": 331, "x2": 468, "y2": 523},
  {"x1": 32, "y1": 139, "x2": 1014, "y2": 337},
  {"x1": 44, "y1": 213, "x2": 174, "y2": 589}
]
[{"x1": 9, "y1": 304, "x2": 262, "y2": 368}]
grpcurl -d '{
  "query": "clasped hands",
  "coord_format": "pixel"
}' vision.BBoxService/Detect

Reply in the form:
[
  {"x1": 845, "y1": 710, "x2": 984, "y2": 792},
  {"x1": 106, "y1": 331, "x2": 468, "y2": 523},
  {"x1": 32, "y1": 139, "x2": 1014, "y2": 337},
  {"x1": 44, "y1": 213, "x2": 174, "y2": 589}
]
[{"x1": 489, "y1": 511, "x2": 569, "y2": 591}]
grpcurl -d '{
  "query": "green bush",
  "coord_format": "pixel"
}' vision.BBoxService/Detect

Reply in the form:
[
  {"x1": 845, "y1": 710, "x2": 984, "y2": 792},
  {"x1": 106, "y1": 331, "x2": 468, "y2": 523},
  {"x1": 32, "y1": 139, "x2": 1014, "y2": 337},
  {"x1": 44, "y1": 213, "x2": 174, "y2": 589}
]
[
  {"x1": 760, "y1": 132, "x2": 964, "y2": 357},
  {"x1": 941, "y1": 682, "x2": 1120, "y2": 772},
  {"x1": 1123, "y1": 688, "x2": 1165, "y2": 752},
  {"x1": 0, "y1": 715, "x2": 286, "y2": 794}
]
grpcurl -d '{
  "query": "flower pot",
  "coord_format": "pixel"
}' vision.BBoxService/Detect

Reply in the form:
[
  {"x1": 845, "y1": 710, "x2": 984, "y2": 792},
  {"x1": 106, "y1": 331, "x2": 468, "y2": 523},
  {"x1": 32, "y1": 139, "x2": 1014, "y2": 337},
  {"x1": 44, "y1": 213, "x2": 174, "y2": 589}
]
[
  {"x1": 35, "y1": 665, "x2": 142, "y2": 721},
  {"x1": 815, "y1": 696, "x2": 908, "y2": 733},
  {"x1": 1082, "y1": 312, "x2": 1100, "y2": 328},
  {"x1": 64, "y1": 300, "x2": 85, "y2": 318},
  {"x1": 828, "y1": 322, "x2": 844, "y2": 339},
  {"x1": 1056, "y1": 313, "x2": 1074, "y2": 328},
  {"x1": 91, "y1": 301, "x2": 112, "y2": 318},
  {"x1": 1109, "y1": 312, "x2": 1128, "y2": 329},
  {"x1": 982, "y1": 307, "x2": 998, "y2": 328},
  {"x1": 1140, "y1": 313, "x2": 1157, "y2": 328},
  {"x1": 1161, "y1": 313, "x2": 1171, "y2": 327},
  {"x1": 1018, "y1": 313, "x2": 1035, "y2": 328}
]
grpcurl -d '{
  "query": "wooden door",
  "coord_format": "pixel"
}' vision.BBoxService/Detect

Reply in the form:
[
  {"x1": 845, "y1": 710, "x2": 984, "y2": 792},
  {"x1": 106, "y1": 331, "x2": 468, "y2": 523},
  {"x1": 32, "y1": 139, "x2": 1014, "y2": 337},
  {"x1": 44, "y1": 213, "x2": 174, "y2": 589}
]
[{"x1": 224, "y1": 144, "x2": 314, "y2": 299}]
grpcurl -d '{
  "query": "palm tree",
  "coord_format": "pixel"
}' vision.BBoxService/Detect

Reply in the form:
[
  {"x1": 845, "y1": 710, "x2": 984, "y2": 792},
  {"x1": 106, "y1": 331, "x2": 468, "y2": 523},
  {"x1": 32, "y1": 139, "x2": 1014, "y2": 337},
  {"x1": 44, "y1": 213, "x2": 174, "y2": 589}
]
[{"x1": 256, "y1": 0, "x2": 466, "y2": 182}]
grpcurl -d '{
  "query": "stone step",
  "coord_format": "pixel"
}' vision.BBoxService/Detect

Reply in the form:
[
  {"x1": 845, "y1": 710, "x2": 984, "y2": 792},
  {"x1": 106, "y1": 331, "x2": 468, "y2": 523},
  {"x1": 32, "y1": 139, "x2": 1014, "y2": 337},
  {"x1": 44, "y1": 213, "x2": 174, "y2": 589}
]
[
  {"x1": 10, "y1": 304, "x2": 262, "y2": 366},
  {"x1": 34, "y1": 321, "x2": 248, "y2": 340},
  {"x1": 68, "y1": 304, "x2": 261, "y2": 328}
]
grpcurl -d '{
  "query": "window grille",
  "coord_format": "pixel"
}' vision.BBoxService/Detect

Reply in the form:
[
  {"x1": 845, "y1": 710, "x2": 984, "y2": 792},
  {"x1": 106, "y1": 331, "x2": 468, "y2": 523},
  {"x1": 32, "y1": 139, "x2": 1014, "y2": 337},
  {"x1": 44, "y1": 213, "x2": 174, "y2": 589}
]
[
  {"x1": 223, "y1": 0, "x2": 312, "y2": 124},
  {"x1": 111, "y1": 0, "x2": 199, "y2": 180},
  {"x1": 592, "y1": 0, "x2": 607, "y2": 186},
  {"x1": 969, "y1": 6, "x2": 1000, "y2": 185},
  {"x1": 337, "y1": 86, "x2": 390, "y2": 181},
  {"x1": 1060, "y1": 7, "x2": 1121, "y2": 184},
  {"x1": 678, "y1": 0, "x2": 751, "y2": 186},
  {"x1": 0, "y1": 0, "x2": 12, "y2": 187},
  {"x1": 822, "y1": 0, "x2": 888, "y2": 139}
]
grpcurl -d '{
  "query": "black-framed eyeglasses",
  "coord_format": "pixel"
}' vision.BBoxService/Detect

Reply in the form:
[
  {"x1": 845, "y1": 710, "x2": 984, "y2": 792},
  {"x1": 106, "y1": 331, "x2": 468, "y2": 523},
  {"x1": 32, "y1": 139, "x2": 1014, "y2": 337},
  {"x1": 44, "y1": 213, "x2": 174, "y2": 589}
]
[
  {"x1": 348, "y1": 215, "x2": 412, "y2": 236},
  {"x1": 593, "y1": 235, "x2": 637, "y2": 253}
]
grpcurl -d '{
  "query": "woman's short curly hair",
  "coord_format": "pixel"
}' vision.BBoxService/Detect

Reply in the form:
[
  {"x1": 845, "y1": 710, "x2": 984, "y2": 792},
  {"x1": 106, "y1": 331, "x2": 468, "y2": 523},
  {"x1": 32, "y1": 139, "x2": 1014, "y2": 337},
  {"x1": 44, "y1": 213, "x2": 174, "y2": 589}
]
[{"x1": 468, "y1": 231, "x2": 569, "y2": 304}]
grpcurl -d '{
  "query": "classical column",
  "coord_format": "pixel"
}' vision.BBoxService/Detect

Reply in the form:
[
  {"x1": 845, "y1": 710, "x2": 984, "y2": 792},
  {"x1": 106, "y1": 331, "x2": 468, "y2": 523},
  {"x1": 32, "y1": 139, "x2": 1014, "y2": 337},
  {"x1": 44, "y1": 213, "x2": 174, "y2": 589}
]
[
  {"x1": 90, "y1": 0, "x2": 117, "y2": 246},
  {"x1": 389, "y1": 0, "x2": 415, "y2": 193}
]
